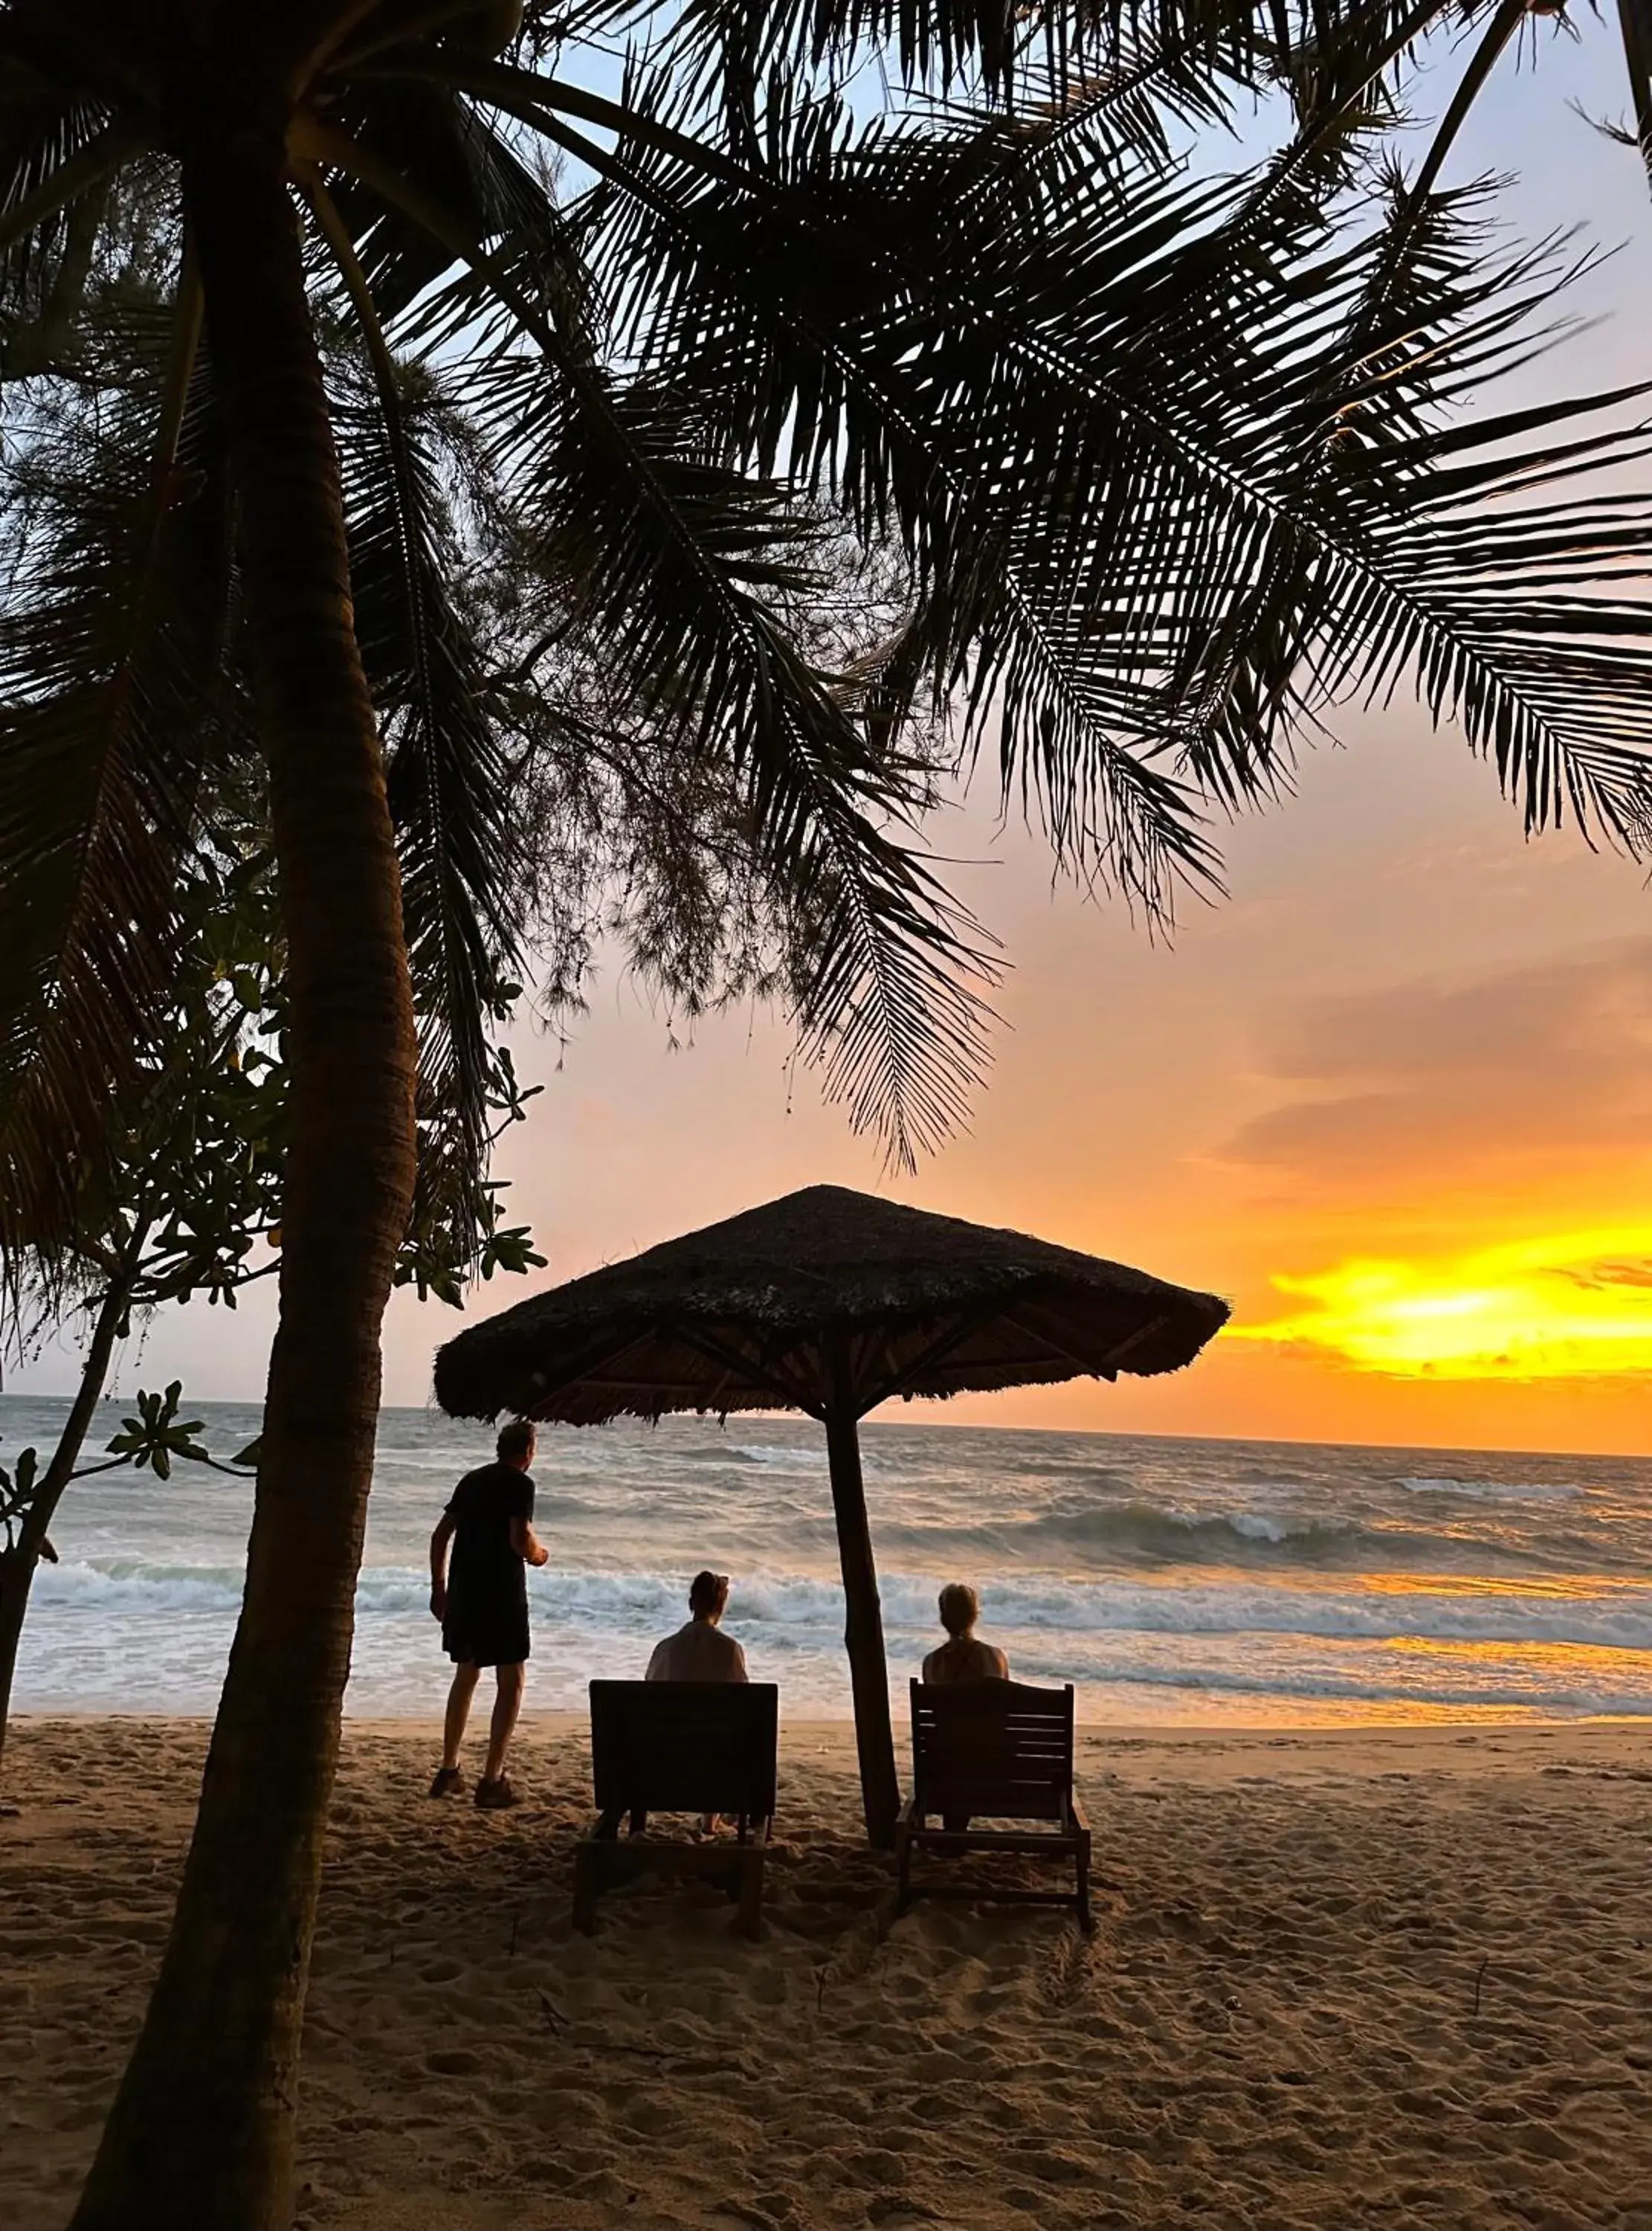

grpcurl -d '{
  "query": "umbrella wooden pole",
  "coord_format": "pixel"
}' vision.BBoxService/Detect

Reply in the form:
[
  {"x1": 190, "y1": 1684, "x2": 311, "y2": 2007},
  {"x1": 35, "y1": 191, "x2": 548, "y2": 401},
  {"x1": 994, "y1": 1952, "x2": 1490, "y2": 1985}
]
[{"x1": 822, "y1": 1397, "x2": 901, "y2": 1850}]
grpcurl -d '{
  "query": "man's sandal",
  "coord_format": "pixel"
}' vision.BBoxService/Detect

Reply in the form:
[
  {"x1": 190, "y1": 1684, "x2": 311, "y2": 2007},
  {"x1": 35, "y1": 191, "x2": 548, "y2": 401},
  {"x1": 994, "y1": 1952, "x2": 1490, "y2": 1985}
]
[
  {"x1": 427, "y1": 1765, "x2": 465, "y2": 1798},
  {"x1": 474, "y1": 1776, "x2": 520, "y2": 1810}
]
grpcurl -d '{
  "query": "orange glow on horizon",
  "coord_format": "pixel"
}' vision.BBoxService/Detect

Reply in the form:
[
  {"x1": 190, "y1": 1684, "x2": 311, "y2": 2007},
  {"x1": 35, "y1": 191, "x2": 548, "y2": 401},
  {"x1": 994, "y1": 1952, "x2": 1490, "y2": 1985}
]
[{"x1": 1235, "y1": 1226, "x2": 1652, "y2": 1382}]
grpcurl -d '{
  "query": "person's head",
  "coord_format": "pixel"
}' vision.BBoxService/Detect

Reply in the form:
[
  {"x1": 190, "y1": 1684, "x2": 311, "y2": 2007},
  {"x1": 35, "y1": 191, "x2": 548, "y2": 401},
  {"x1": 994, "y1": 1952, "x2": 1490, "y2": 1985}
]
[
  {"x1": 497, "y1": 1420, "x2": 537, "y2": 1472},
  {"x1": 689, "y1": 1570, "x2": 731, "y2": 1624},
  {"x1": 938, "y1": 1583, "x2": 980, "y2": 1640}
]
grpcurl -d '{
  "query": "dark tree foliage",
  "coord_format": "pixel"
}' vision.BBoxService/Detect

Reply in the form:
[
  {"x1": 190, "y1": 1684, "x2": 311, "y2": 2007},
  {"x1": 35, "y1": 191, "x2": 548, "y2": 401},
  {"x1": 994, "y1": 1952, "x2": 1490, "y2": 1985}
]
[
  {"x1": 7, "y1": 2, "x2": 1652, "y2": 1207},
  {"x1": 0, "y1": 819, "x2": 545, "y2": 1781}
]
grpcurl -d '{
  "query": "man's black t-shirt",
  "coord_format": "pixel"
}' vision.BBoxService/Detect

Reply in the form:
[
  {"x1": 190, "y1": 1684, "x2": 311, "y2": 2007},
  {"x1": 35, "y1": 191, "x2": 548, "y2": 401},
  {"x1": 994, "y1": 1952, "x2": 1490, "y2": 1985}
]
[{"x1": 443, "y1": 1455, "x2": 535, "y2": 1615}]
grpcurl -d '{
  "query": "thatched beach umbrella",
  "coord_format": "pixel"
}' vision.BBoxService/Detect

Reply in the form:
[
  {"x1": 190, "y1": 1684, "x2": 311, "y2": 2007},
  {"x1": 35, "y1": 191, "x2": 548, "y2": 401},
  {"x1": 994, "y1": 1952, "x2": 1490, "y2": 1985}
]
[{"x1": 433, "y1": 1185, "x2": 1228, "y2": 1847}]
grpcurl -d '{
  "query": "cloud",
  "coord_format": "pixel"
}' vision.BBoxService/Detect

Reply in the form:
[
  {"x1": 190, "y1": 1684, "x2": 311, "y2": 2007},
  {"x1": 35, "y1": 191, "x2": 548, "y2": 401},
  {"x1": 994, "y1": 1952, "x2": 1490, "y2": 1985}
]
[
  {"x1": 1216, "y1": 936, "x2": 1652, "y2": 1191},
  {"x1": 1555, "y1": 1258, "x2": 1652, "y2": 1292},
  {"x1": 1234, "y1": 1223, "x2": 1652, "y2": 1381}
]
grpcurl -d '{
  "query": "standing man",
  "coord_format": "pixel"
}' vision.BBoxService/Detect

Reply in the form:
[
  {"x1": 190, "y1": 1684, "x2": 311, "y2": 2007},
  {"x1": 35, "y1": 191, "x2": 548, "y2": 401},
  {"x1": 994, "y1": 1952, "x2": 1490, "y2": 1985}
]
[{"x1": 428, "y1": 1418, "x2": 547, "y2": 1809}]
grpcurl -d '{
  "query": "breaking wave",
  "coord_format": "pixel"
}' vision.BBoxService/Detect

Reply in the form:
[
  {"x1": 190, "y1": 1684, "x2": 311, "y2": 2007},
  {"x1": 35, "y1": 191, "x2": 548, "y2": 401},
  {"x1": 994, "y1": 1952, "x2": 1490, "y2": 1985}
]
[
  {"x1": 33, "y1": 1556, "x2": 1652, "y2": 1656},
  {"x1": 12, "y1": 1396, "x2": 1652, "y2": 1724}
]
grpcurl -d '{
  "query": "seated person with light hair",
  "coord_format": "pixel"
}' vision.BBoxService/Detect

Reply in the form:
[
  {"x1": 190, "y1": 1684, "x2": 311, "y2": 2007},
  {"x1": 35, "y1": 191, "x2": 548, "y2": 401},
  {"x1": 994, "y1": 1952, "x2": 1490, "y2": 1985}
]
[
  {"x1": 647, "y1": 1569, "x2": 749, "y2": 1683},
  {"x1": 922, "y1": 1583, "x2": 1010, "y2": 1685},
  {"x1": 922, "y1": 1583, "x2": 1009, "y2": 1835}
]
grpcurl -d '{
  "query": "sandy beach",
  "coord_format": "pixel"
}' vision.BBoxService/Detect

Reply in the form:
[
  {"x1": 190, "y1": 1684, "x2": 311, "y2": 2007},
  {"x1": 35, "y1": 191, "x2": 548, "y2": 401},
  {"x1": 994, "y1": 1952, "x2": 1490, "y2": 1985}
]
[{"x1": 4, "y1": 1715, "x2": 1652, "y2": 2230}]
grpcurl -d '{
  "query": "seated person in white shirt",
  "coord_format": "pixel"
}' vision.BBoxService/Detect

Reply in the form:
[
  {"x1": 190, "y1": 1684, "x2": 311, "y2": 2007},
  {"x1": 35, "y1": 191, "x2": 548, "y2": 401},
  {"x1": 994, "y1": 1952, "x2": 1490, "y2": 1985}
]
[
  {"x1": 646, "y1": 1569, "x2": 749, "y2": 1684},
  {"x1": 645, "y1": 1569, "x2": 748, "y2": 1835}
]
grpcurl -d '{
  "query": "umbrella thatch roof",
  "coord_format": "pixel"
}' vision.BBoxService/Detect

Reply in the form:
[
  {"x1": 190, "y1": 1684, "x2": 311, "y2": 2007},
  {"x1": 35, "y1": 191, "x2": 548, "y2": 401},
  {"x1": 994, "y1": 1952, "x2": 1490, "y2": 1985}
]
[{"x1": 434, "y1": 1185, "x2": 1230, "y2": 1426}]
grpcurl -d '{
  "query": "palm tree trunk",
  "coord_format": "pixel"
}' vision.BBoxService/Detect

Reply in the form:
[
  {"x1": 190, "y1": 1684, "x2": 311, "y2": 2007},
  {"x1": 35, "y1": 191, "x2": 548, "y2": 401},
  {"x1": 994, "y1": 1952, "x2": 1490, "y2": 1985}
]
[
  {"x1": 70, "y1": 124, "x2": 419, "y2": 2231},
  {"x1": 0, "y1": 1277, "x2": 132, "y2": 1789},
  {"x1": 0, "y1": 1555, "x2": 32, "y2": 1785}
]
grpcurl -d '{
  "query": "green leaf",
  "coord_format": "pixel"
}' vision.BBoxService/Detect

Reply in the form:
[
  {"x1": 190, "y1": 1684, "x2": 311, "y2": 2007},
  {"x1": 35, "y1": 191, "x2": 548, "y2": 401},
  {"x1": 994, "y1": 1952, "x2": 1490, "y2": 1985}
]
[{"x1": 103, "y1": 1382, "x2": 221, "y2": 1478}]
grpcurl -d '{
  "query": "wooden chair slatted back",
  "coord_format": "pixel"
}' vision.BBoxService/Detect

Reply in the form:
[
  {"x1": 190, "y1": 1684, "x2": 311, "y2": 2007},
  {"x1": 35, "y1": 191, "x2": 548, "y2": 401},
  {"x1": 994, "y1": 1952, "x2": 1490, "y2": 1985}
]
[
  {"x1": 589, "y1": 1680, "x2": 778, "y2": 1818},
  {"x1": 909, "y1": 1678, "x2": 1075, "y2": 1823}
]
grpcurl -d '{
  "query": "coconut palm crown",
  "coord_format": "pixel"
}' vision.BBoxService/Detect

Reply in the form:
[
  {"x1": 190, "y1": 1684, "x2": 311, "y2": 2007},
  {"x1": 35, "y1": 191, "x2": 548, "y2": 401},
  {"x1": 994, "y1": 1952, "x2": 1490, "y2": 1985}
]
[{"x1": 8, "y1": 3, "x2": 1652, "y2": 2230}]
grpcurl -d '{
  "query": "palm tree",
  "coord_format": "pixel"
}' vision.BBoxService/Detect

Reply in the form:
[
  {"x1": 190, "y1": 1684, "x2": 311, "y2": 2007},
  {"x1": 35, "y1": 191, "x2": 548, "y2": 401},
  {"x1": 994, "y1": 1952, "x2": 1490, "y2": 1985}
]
[{"x1": 6, "y1": 3, "x2": 1652, "y2": 2227}]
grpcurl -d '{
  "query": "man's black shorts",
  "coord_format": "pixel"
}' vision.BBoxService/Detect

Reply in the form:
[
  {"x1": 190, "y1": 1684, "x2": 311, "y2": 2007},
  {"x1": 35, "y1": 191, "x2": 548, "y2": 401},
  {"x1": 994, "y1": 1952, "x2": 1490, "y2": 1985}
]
[{"x1": 442, "y1": 1592, "x2": 530, "y2": 1668}]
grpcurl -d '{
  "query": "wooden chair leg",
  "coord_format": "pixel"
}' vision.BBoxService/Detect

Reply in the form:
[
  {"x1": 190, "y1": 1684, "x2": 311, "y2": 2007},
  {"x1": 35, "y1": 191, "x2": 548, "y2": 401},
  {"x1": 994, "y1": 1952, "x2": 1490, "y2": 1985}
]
[
  {"x1": 1075, "y1": 1831, "x2": 1094, "y2": 1934},
  {"x1": 627, "y1": 1805, "x2": 648, "y2": 1838},
  {"x1": 572, "y1": 1842, "x2": 601, "y2": 1935},
  {"x1": 737, "y1": 1847, "x2": 764, "y2": 1939}
]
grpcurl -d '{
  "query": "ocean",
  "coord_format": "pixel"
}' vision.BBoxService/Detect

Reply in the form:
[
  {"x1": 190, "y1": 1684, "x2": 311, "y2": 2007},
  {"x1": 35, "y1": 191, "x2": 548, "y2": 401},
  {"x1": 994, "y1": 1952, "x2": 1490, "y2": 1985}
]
[{"x1": 6, "y1": 1394, "x2": 1652, "y2": 1725}]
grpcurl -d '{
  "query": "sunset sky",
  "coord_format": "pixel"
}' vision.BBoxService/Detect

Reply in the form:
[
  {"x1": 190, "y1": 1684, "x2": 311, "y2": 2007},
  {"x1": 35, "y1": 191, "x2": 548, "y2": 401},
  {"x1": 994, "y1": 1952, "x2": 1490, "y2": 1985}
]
[{"x1": 16, "y1": 27, "x2": 1652, "y2": 1457}]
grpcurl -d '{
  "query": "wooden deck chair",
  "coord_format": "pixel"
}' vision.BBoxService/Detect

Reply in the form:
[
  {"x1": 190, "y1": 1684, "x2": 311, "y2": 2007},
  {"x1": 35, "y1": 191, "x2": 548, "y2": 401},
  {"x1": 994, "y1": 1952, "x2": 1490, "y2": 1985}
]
[
  {"x1": 895, "y1": 1679, "x2": 1092, "y2": 1929},
  {"x1": 572, "y1": 1680, "x2": 778, "y2": 1939}
]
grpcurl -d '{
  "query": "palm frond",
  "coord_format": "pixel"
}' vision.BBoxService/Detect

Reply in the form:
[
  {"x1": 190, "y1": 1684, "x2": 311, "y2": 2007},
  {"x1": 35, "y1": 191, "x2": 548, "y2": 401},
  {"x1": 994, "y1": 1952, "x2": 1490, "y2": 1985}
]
[
  {"x1": 502, "y1": 360, "x2": 998, "y2": 1165},
  {"x1": 0, "y1": 112, "x2": 141, "y2": 318},
  {"x1": 622, "y1": 0, "x2": 1449, "y2": 129},
  {"x1": 308, "y1": 103, "x2": 998, "y2": 1162},
  {"x1": 306, "y1": 164, "x2": 528, "y2": 1263},
  {"x1": 541, "y1": 57, "x2": 1652, "y2": 883},
  {"x1": 6, "y1": 0, "x2": 1650, "y2": 1194},
  {"x1": 332, "y1": 356, "x2": 526, "y2": 1250},
  {"x1": 0, "y1": 273, "x2": 239, "y2": 1249}
]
